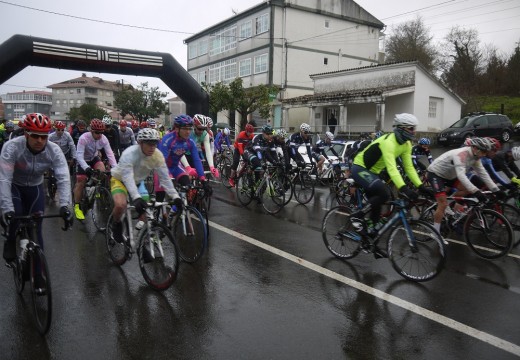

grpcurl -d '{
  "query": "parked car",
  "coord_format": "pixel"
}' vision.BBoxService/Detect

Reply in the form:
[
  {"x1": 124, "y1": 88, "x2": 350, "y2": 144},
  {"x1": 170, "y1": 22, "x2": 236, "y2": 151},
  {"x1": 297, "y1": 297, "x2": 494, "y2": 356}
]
[
  {"x1": 437, "y1": 112, "x2": 513, "y2": 147},
  {"x1": 514, "y1": 122, "x2": 520, "y2": 136}
]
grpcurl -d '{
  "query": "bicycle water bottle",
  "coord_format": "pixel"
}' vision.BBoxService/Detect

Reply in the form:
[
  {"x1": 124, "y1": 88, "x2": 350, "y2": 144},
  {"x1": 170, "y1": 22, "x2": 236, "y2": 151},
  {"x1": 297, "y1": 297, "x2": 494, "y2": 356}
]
[
  {"x1": 86, "y1": 185, "x2": 95, "y2": 199},
  {"x1": 135, "y1": 220, "x2": 145, "y2": 230},
  {"x1": 138, "y1": 181, "x2": 150, "y2": 202},
  {"x1": 19, "y1": 239, "x2": 29, "y2": 261}
]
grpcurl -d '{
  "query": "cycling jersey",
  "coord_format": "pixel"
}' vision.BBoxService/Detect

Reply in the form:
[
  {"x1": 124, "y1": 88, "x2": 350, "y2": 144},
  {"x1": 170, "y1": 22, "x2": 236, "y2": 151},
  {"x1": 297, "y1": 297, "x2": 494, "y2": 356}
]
[
  {"x1": 190, "y1": 129, "x2": 214, "y2": 167},
  {"x1": 159, "y1": 131, "x2": 205, "y2": 179},
  {"x1": 353, "y1": 133, "x2": 421, "y2": 189},
  {"x1": 312, "y1": 139, "x2": 338, "y2": 160},
  {"x1": 71, "y1": 127, "x2": 88, "y2": 145},
  {"x1": 287, "y1": 132, "x2": 313, "y2": 162},
  {"x1": 411, "y1": 144, "x2": 433, "y2": 168},
  {"x1": 48, "y1": 130, "x2": 76, "y2": 160},
  {"x1": 214, "y1": 132, "x2": 232, "y2": 153},
  {"x1": 76, "y1": 132, "x2": 117, "y2": 170},
  {"x1": 492, "y1": 151, "x2": 520, "y2": 179},
  {"x1": 111, "y1": 144, "x2": 178, "y2": 201},
  {"x1": 118, "y1": 128, "x2": 137, "y2": 150},
  {"x1": 427, "y1": 146, "x2": 499, "y2": 193},
  {"x1": 479, "y1": 157, "x2": 509, "y2": 186},
  {"x1": 244, "y1": 134, "x2": 278, "y2": 163},
  {"x1": 0, "y1": 136, "x2": 71, "y2": 213},
  {"x1": 233, "y1": 131, "x2": 254, "y2": 155}
]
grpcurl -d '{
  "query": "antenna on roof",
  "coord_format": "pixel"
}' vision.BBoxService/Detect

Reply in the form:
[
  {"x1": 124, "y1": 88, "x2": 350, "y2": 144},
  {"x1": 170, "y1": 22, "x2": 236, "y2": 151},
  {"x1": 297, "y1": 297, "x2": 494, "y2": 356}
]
[{"x1": 231, "y1": 8, "x2": 238, "y2": 15}]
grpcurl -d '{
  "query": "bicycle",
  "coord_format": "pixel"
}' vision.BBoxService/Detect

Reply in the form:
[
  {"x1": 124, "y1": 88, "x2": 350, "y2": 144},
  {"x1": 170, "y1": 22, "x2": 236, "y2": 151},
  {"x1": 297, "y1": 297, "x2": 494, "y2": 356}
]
[
  {"x1": 215, "y1": 149, "x2": 233, "y2": 188},
  {"x1": 80, "y1": 170, "x2": 113, "y2": 232},
  {"x1": 287, "y1": 163, "x2": 315, "y2": 205},
  {"x1": 185, "y1": 178, "x2": 212, "y2": 239},
  {"x1": 105, "y1": 198, "x2": 180, "y2": 291},
  {"x1": 45, "y1": 169, "x2": 57, "y2": 201},
  {"x1": 322, "y1": 196, "x2": 446, "y2": 282},
  {"x1": 420, "y1": 194, "x2": 514, "y2": 259},
  {"x1": 4, "y1": 212, "x2": 72, "y2": 335}
]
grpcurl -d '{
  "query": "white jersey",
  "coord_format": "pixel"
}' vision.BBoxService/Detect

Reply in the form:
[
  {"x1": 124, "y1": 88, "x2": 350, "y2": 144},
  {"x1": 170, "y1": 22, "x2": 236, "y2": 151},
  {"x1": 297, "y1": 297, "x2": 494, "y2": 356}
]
[
  {"x1": 76, "y1": 132, "x2": 117, "y2": 170},
  {"x1": 0, "y1": 136, "x2": 71, "y2": 212},
  {"x1": 48, "y1": 130, "x2": 76, "y2": 159},
  {"x1": 427, "y1": 146, "x2": 499, "y2": 193},
  {"x1": 111, "y1": 145, "x2": 179, "y2": 201}
]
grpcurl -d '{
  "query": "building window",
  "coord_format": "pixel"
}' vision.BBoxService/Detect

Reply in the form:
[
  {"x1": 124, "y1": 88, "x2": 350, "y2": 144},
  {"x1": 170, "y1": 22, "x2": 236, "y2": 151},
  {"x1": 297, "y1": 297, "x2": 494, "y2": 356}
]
[
  {"x1": 209, "y1": 25, "x2": 237, "y2": 56},
  {"x1": 222, "y1": 60, "x2": 237, "y2": 82},
  {"x1": 77, "y1": 99, "x2": 82, "y2": 105},
  {"x1": 198, "y1": 71, "x2": 206, "y2": 84},
  {"x1": 325, "y1": 20, "x2": 330, "y2": 28},
  {"x1": 324, "y1": 58, "x2": 328, "y2": 65},
  {"x1": 6, "y1": 104, "x2": 11, "y2": 109},
  {"x1": 188, "y1": 42, "x2": 198, "y2": 59},
  {"x1": 256, "y1": 13, "x2": 269, "y2": 34},
  {"x1": 69, "y1": 89, "x2": 74, "y2": 94},
  {"x1": 240, "y1": 21, "x2": 252, "y2": 40},
  {"x1": 199, "y1": 39, "x2": 208, "y2": 56},
  {"x1": 428, "y1": 99, "x2": 437, "y2": 118},
  {"x1": 70, "y1": 100, "x2": 74, "y2": 105},
  {"x1": 254, "y1": 53, "x2": 268, "y2": 74},
  {"x1": 239, "y1": 58, "x2": 252, "y2": 77},
  {"x1": 56, "y1": 100, "x2": 60, "y2": 106},
  {"x1": 76, "y1": 88, "x2": 81, "y2": 94},
  {"x1": 209, "y1": 64, "x2": 220, "y2": 84},
  {"x1": 106, "y1": 91, "x2": 112, "y2": 96},
  {"x1": 14, "y1": 104, "x2": 25, "y2": 110}
]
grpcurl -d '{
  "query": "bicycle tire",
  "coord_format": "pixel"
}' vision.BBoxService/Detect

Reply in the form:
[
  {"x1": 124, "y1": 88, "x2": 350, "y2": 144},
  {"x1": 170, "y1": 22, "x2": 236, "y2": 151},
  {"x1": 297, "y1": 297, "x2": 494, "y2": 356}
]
[
  {"x1": 171, "y1": 205, "x2": 207, "y2": 263},
  {"x1": 388, "y1": 219, "x2": 446, "y2": 282},
  {"x1": 92, "y1": 187, "x2": 113, "y2": 232},
  {"x1": 294, "y1": 171, "x2": 315, "y2": 205},
  {"x1": 495, "y1": 202, "x2": 520, "y2": 247},
  {"x1": 12, "y1": 258, "x2": 25, "y2": 294},
  {"x1": 106, "y1": 214, "x2": 131, "y2": 266},
  {"x1": 30, "y1": 247, "x2": 52, "y2": 335},
  {"x1": 236, "y1": 173, "x2": 254, "y2": 206},
  {"x1": 418, "y1": 202, "x2": 450, "y2": 238},
  {"x1": 322, "y1": 206, "x2": 362, "y2": 259},
  {"x1": 260, "y1": 178, "x2": 286, "y2": 214},
  {"x1": 463, "y1": 208, "x2": 513, "y2": 259},
  {"x1": 219, "y1": 157, "x2": 233, "y2": 188},
  {"x1": 137, "y1": 221, "x2": 179, "y2": 290}
]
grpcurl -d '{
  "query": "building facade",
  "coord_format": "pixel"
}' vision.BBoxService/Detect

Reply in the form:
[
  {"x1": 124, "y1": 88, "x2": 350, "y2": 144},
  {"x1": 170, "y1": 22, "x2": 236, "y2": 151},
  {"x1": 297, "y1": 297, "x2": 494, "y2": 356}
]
[
  {"x1": 47, "y1": 73, "x2": 124, "y2": 121},
  {"x1": 184, "y1": 0, "x2": 384, "y2": 130},
  {"x1": 2, "y1": 91, "x2": 53, "y2": 121}
]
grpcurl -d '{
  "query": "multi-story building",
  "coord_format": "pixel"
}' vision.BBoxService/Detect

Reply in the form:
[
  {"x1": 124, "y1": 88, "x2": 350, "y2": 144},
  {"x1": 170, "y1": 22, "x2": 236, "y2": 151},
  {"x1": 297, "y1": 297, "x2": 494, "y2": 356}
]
[
  {"x1": 184, "y1": 0, "x2": 384, "y2": 129},
  {"x1": 47, "y1": 73, "x2": 124, "y2": 121},
  {"x1": 167, "y1": 96, "x2": 187, "y2": 128},
  {"x1": 2, "y1": 90, "x2": 53, "y2": 121}
]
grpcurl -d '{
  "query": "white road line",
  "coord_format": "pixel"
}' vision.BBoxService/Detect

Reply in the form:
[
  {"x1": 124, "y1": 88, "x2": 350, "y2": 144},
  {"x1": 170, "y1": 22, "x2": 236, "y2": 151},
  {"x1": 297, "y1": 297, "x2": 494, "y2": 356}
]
[{"x1": 209, "y1": 220, "x2": 520, "y2": 357}]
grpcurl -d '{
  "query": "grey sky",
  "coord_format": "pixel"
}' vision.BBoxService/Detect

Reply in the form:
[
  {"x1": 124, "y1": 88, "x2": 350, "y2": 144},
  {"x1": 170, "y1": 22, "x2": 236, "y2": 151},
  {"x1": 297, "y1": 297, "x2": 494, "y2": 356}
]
[{"x1": 0, "y1": 0, "x2": 518, "y2": 98}]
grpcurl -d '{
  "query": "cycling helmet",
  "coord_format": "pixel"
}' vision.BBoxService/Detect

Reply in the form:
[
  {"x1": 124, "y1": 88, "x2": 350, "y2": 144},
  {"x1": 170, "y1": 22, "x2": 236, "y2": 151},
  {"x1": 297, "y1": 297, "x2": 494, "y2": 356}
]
[
  {"x1": 140, "y1": 121, "x2": 148, "y2": 129},
  {"x1": 119, "y1": 120, "x2": 127, "y2": 127},
  {"x1": 5, "y1": 121, "x2": 14, "y2": 128},
  {"x1": 486, "y1": 137, "x2": 501, "y2": 151},
  {"x1": 325, "y1": 131, "x2": 334, "y2": 141},
  {"x1": 393, "y1": 113, "x2": 419, "y2": 127},
  {"x1": 512, "y1": 147, "x2": 520, "y2": 161},
  {"x1": 468, "y1": 137, "x2": 493, "y2": 151},
  {"x1": 276, "y1": 128, "x2": 288, "y2": 139},
  {"x1": 418, "y1": 137, "x2": 431, "y2": 145},
  {"x1": 76, "y1": 120, "x2": 86, "y2": 128},
  {"x1": 300, "y1": 123, "x2": 311, "y2": 133},
  {"x1": 137, "y1": 128, "x2": 161, "y2": 142},
  {"x1": 24, "y1": 113, "x2": 52, "y2": 133},
  {"x1": 90, "y1": 119, "x2": 105, "y2": 131},
  {"x1": 174, "y1": 114, "x2": 194, "y2": 128},
  {"x1": 54, "y1": 121, "x2": 66, "y2": 130},
  {"x1": 373, "y1": 130, "x2": 384, "y2": 139},
  {"x1": 193, "y1": 114, "x2": 209, "y2": 128},
  {"x1": 131, "y1": 120, "x2": 139, "y2": 129},
  {"x1": 206, "y1": 117, "x2": 214, "y2": 128},
  {"x1": 261, "y1": 124, "x2": 273, "y2": 135},
  {"x1": 223, "y1": 128, "x2": 230, "y2": 136},
  {"x1": 102, "y1": 115, "x2": 113, "y2": 126},
  {"x1": 146, "y1": 118, "x2": 156, "y2": 128},
  {"x1": 245, "y1": 123, "x2": 254, "y2": 133}
]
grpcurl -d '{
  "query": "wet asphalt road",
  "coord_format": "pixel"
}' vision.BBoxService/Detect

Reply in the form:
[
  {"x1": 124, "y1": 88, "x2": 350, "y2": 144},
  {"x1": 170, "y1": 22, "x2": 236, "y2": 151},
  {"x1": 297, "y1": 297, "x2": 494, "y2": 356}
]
[{"x1": 1, "y1": 145, "x2": 520, "y2": 359}]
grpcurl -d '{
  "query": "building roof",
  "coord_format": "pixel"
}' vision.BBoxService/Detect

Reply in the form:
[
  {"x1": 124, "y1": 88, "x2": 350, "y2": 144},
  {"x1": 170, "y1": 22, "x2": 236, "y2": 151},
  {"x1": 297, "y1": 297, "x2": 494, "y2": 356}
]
[
  {"x1": 6, "y1": 90, "x2": 52, "y2": 96},
  {"x1": 47, "y1": 74, "x2": 123, "y2": 91}
]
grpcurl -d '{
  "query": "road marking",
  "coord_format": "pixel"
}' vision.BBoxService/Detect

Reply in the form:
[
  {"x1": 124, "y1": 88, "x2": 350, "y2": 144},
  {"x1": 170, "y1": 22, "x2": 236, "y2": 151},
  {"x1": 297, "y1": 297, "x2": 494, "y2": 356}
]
[{"x1": 209, "y1": 220, "x2": 520, "y2": 357}]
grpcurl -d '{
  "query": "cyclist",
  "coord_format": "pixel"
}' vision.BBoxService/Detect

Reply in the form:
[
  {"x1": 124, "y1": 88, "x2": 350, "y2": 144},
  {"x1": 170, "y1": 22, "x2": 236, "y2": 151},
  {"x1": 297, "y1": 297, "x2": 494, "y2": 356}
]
[
  {"x1": 73, "y1": 119, "x2": 117, "y2": 220},
  {"x1": 206, "y1": 116, "x2": 215, "y2": 154},
  {"x1": 131, "y1": 120, "x2": 140, "y2": 136},
  {"x1": 102, "y1": 115, "x2": 120, "y2": 160},
  {"x1": 10, "y1": 120, "x2": 26, "y2": 139},
  {"x1": 411, "y1": 137, "x2": 434, "y2": 172},
  {"x1": 350, "y1": 113, "x2": 433, "y2": 238},
  {"x1": 0, "y1": 121, "x2": 15, "y2": 150},
  {"x1": 228, "y1": 123, "x2": 255, "y2": 187},
  {"x1": 491, "y1": 144, "x2": 520, "y2": 187},
  {"x1": 272, "y1": 128, "x2": 292, "y2": 172},
  {"x1": 48, "y1": 120, "x2": 76, "y2": 177},
  {"x1": 214, "y1": 127, "x2": 232, "y2": 154},
  {"x1": 110, "y1": 128, "x2": 182, "y2": 244},
  {"x1": 1, "y1": 113, "x2": 73, "y2": 269},
  {"x1": 288, "y1": 123, "x2": 315, "y2": 170},
  {"x1": 312, "y1": 131, "x2": 339, "y2": 175},
  {"x1": 243, "y1": 124, "x2": 278, "y2": 184},
  {"x1": 427, "y1": 137, "x2": 505, "y2": 235},
  {"x1": 118, "y1": 119, "x2": 137, "y2": 154},
  {"x1": 189, "y1": 114, "x2": 219, "y2": 179},
  {"x1": 71, "y1": 120, "x2": 88, "y2": 146}
]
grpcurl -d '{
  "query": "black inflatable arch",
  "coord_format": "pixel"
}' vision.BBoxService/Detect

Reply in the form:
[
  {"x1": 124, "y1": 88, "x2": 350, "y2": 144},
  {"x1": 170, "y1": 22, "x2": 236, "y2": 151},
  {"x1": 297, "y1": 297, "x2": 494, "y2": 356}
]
[{"x1": 0, "y1": 34, "x2": 208, "y2": 115}]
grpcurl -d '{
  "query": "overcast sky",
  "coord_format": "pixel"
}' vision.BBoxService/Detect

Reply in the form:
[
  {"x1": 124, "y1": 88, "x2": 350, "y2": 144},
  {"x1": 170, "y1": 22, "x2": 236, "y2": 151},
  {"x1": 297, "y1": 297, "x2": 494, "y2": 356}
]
[{"x1": 0, "y1": 0, "x2": 518, "y2": 98}]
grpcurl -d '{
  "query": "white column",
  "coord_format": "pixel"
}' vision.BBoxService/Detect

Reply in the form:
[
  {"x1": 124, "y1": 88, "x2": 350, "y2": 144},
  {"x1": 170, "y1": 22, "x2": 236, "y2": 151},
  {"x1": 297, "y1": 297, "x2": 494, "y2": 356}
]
[
  {"x1": 376, "y1": 102, "x2": 386, "y2": 131},
  {"x1": 309, "y1": 106, "x2": 316, "y2": 131},
  {"x1": 339, "y1": 104, "x2": 347, "y2": 133}
]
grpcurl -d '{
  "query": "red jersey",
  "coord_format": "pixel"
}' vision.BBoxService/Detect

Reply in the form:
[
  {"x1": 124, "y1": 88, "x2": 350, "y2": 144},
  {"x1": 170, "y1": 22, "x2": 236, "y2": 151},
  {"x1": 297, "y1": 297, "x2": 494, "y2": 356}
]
[{"x1": 234, "y1": 130, "x2": 254, "y2": 155}]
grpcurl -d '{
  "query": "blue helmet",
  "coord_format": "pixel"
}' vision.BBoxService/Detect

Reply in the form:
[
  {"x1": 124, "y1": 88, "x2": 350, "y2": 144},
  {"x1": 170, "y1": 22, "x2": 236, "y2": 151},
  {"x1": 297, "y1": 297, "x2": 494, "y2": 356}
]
[
  {"x1": 174, "y1": 114, "x2": 193, "y2": 128},
  {"x1": 418, "y1": 137, "x2": 431, "y2": 145},
  {"x1": 261, "y1": 124, "x2": 273, "y2": 135}
]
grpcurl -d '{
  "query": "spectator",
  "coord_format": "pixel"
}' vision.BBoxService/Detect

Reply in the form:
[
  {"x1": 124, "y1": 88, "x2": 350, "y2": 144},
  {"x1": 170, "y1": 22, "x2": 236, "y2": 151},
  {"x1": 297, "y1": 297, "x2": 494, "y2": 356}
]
[{"x1": 328, "y1": 113, "x2": 338, "y2": 134}]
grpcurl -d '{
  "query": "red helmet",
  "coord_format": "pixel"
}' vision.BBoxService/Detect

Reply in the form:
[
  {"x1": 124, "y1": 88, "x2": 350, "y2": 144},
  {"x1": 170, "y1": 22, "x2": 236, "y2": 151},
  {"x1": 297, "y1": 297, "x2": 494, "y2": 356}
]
[
  {"x1": 24, "y1": 113, "x2": 52, "y2": 133},
  {"x1": 54, "y1": 121, "x2": 66, "y2": 130},
  {"x1": 487, "y1": 137, "x2": 502, "y2": 151},
  {"x1": 119, "y1": 120, "x2": 127, "y2": 127},
  {"x1": 90, "y1": 119, "x2": 105, "y2": 131},
  {"x1": 140, "y1": 121, "x2": 148, "y2": 128},
  {"x1": 245, "y1": 123, "x2": 254, "y2": 133},
  {"x1": 131, "y1": 120, "x2": 139, "y2": 129}
]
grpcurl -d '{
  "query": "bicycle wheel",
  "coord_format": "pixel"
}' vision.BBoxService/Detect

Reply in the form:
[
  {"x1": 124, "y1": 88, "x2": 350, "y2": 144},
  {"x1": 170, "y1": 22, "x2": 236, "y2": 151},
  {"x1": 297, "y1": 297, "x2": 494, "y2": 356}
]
[
  {"x1": 105, "y1": 214, "x2": 131, "y2": 266},
  {"x1": 12, "y1": 258, "x2": 25, "y2": 294},
  {"x1": 171, "y1": 205, "x2": 207, "y2": 263},
  {"x1": 92, "y1": 187, "x2": 113, "y2": 232},
  {"x1": 495, "y1": 202, "x2": 520, "y2": 247},
  {"x1": 335, "y1": 179, "x2": 353, "y2": 207},
  {"x1": 388, "y1": 219, "x2": 445, "y2": 282},
  {"x1": 219, "y1": 157, "x2": 233, "y2": 188},
  {"x1": 236, "y1": 173, "x2": 254, "y2": 206},
  {"x1": 47, "y1": 176, "x2": 57, "y2": 201},
  {"x1": 294, "y1": 171, "x2": 315, "y2": 205},
  {"x1": 137, "y1": 221, "x2": 179, "y2": 290},
  {"x1": 419, "y1": 202, "x2": 450, "y2": 238},
  {"x1": 30, "y1": 247, "x2": 52, "y2": 335},
  {"x1": 464, "y1": 208, "x2": 513, "y2": 259},
  {"x1": 261, "y1": 179, "x2": 286, "y2": 214},
  {"x1": 322, "y1": 206, "x2": 362, "y2": 259}
]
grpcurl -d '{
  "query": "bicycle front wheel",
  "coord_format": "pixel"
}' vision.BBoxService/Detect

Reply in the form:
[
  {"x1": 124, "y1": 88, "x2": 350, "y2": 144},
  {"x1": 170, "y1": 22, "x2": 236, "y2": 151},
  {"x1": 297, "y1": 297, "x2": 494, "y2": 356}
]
[
  {"x1": 106, "y1": 214, "x2": 131, "y2": 266},
  {"x1": 92, "y1": 187, "x2": 113, "y2": 232},
  {"x1": 388, "y1": 219, "x2": 446, "y2": 282},
  {"x1": 260, "y1": 179, "x2": 286, "y2": 214},
  {"x1": 171, "y1": 206, "x2": 207, "y2": 263},
  {"x1": 30, "y1": 247, "x2": 52, "y2": 335},
  {"x1": 294, "y1": 171, "x2": 315, "y2": 205},
  {"x1": 219, "y1": 157, "x2": 233, "y2": 188},
  {"x1": 236, "y1": 173, "x2": 254, "y2": 206},
  {"x1": 138, "y1": 222, "x2": 179, "y2": 291},
  {"x1": 464, "y1": 208, "x2": 513, "y2": 259},
  {"x1": 322, "y1": 206, "x2": 362, "y2": 259}
]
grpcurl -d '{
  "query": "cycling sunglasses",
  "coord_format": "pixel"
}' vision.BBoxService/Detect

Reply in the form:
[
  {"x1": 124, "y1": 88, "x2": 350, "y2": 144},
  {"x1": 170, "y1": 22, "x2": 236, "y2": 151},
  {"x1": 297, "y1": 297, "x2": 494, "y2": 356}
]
[{"x1": 27, "y1": 132, "x2": 49, "y2": 140}]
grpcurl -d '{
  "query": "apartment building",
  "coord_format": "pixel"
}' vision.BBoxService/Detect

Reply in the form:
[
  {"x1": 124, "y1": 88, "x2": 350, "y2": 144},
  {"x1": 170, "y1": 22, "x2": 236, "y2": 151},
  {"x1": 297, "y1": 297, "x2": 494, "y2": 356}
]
[
  {"x1": 184, "y1": 0, "x2": 384, "y2": 129},
  {"x1": 2, "y1": 90, "x2": 52, "y2": 121},
  {"x1": 47, "y1": 73, "x2": 125, "y2": 121}
]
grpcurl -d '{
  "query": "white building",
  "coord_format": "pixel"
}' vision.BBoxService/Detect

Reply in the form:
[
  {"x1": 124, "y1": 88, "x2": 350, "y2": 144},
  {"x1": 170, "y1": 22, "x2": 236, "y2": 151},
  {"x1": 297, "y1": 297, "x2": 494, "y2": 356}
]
[
  {"x1": 282, "y1": 61, "x2": 465, "y2": 135},
  {"x1": 184, "y1": 0, "x2": 384, "y2": 130}
]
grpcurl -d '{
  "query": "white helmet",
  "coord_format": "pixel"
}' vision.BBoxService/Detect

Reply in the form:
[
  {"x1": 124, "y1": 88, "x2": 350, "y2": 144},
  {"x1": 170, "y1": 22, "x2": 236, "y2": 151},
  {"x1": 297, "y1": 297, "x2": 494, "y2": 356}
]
[
  {"x1": 511, "y1": 147, "x2": 520, "y2": 161},
  {"x1": 325, "y1": 131, "x2": 334, "y2": 140},
  {"x1": 137, "y1": 128, "x2": 161, "y2": 142},
  {"x1": 393, "y1": 113, "x2": 418, "y2": 127},
  {"x1": 223, "y1": 128, "x2": 230, "y2": 136},
  {"x1": 300, "y1": 123, "x2": 311, "y2": 133},
  {"x1": 102, "y1": 115, "x2": 113, "y2": 126}
]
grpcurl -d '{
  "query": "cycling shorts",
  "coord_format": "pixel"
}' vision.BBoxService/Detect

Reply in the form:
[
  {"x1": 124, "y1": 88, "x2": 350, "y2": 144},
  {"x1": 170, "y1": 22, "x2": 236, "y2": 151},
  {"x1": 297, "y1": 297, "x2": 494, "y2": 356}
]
[{"x1": 110, "y1": 177, "x2": 128, "y2": 196}]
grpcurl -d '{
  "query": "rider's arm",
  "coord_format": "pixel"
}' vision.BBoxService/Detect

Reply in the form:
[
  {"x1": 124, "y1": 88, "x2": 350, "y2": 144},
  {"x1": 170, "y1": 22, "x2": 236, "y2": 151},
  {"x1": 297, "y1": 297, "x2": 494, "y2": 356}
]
[
  {"x1": 76, "y1": 136, "x2": 89, "y2": 170},
  {"x1": 472, "y1": 159, "x2": 500, "y2": 192},
  {"x1": 49, "y1": 142, "x2": 72, "y2": 207},
  {"x1": 453, "y1": 150, "x2": 480, "y2": 193},
  {"x1": 189, "y1": 139, "x2": 206, "y2": 179},
  {"x1": 66, "y1": 132, "x2": 77, "y2": 159},
  {"x1": 101, "y1": 136, "x2": 118, "y2": 167},
  {"x1": 225, "y1": 135, "x2": 232, "y2": 148},
  {"x1": 426, "y1": 149, "x2": 433, "y2": 164},
  {"x1": 156, "y1": 162, "x2": 179, "y2": 200},
  {"x1": 0, "y1": 141, "x2": 16, "y2": 213},
  {"x1": 400, "y1": 145, "x2": 422, "y2": 188},
  {"x1": 481, "y1": 157, "x2": 509, "y2": 186},
  {"x1": 379, "y1": 140, "x2": 411, "y2": 189},
  {"x1": 203, "y1": 133, "x2": 215, "y2": 168}
]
